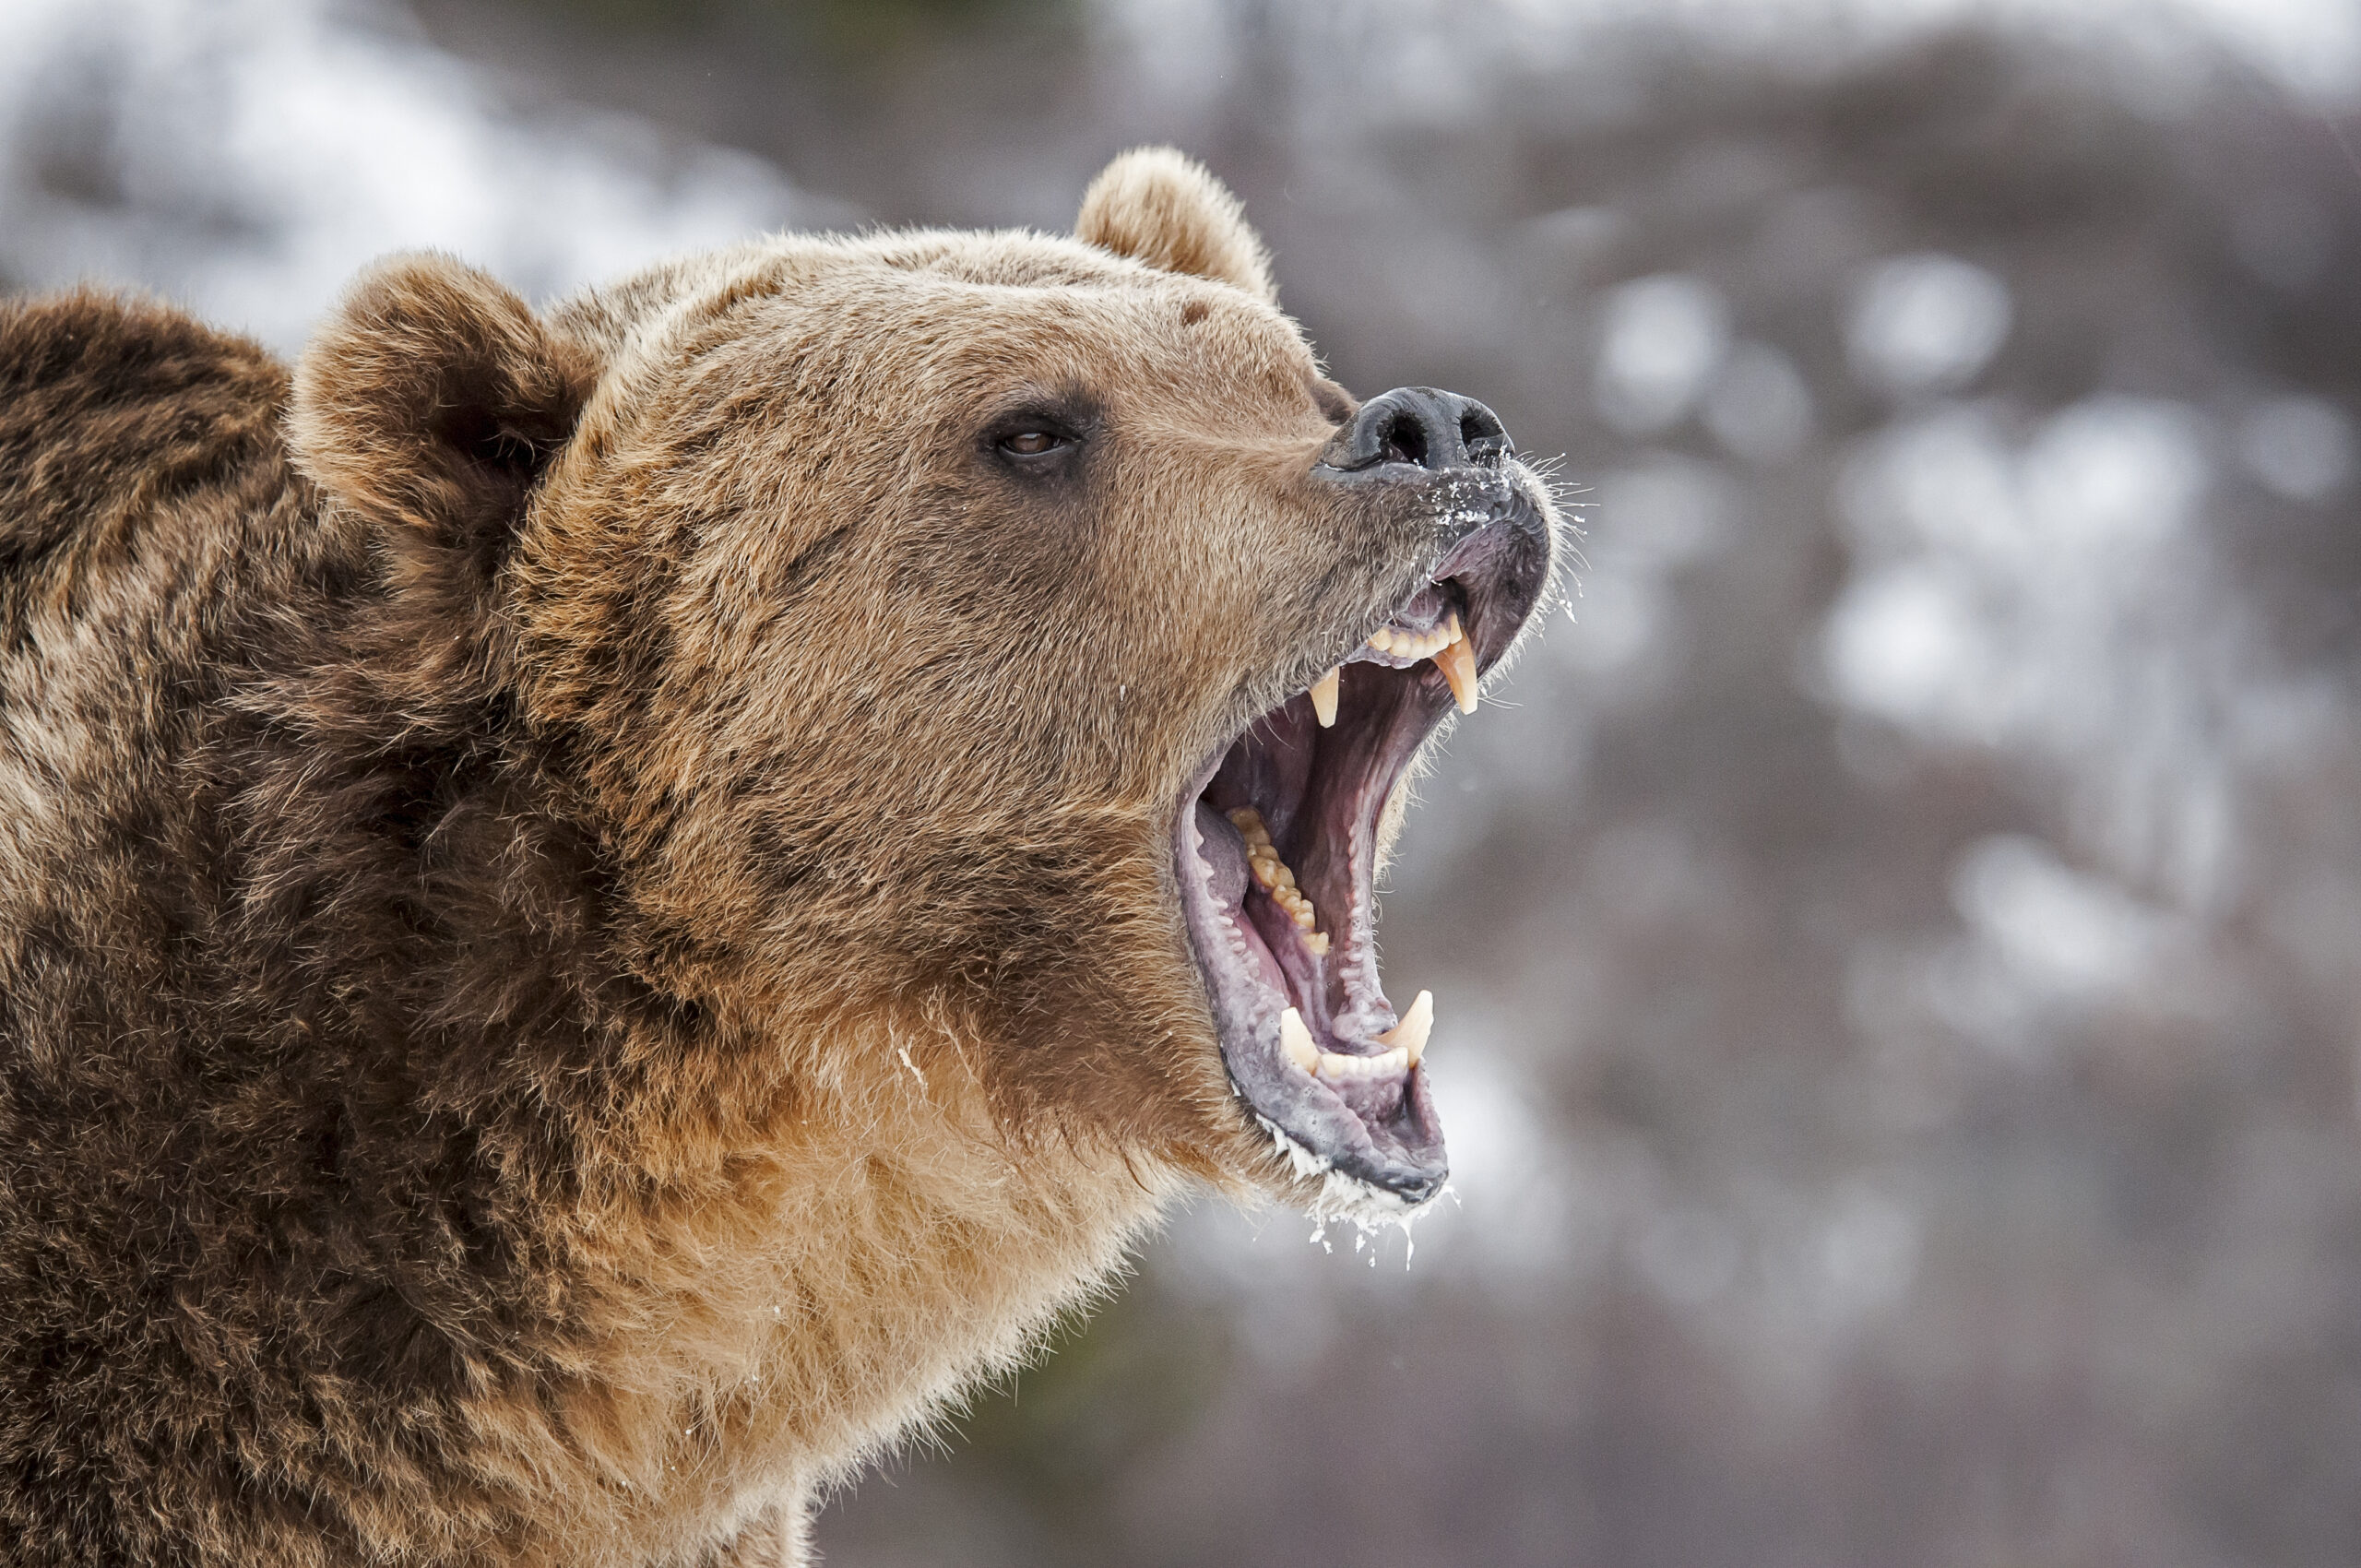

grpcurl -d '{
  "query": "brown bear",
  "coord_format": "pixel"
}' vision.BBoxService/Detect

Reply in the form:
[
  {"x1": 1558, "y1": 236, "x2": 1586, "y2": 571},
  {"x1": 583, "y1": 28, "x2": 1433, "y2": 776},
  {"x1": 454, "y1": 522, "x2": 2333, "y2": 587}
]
[{"x1": 0, "y1": 148, "x2": 1557, "y2": 1565}]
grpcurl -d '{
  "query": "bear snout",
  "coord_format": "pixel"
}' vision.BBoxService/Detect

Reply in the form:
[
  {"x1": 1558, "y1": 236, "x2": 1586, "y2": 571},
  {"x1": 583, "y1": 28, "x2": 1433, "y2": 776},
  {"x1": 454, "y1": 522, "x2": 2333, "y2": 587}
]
[{"x1": 1314, "y1": 385, "x2": 1513, "y2": 476}]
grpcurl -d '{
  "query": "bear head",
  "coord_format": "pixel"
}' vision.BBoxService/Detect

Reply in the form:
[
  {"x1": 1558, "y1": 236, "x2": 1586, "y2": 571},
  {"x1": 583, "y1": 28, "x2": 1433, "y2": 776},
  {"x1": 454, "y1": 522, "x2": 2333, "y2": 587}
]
[{"x1": 285, "y1": 148, "x2": 1560, "y2": 1220}]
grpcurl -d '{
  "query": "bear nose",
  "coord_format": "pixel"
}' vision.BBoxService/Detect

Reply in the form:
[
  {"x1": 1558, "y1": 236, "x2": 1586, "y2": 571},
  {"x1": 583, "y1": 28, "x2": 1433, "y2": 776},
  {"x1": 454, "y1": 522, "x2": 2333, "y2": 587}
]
[{"x1": 1320, "y1": 386, "x2": 1513, "y2": 474}]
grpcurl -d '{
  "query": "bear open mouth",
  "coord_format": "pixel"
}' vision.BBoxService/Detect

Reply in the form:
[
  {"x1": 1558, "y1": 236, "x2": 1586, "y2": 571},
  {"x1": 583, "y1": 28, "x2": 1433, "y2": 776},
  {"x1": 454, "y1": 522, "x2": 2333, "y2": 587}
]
[{"x1": 1175, "y1": 503, "x2": 1549, "y2": 1211}]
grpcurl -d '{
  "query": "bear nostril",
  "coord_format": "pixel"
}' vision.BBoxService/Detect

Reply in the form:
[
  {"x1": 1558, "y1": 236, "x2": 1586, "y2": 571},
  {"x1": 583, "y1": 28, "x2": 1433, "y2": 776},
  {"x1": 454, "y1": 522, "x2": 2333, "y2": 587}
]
[
  {"x1": 1323, "y1": 386, "x2": 1511, "y2": 477},
  {"x1": 1460, "y1": 406, "x2": 1509, "y2": 466},
  {"x1": 1382, "y1": 411, "x2": 1428, "y2": 469}
]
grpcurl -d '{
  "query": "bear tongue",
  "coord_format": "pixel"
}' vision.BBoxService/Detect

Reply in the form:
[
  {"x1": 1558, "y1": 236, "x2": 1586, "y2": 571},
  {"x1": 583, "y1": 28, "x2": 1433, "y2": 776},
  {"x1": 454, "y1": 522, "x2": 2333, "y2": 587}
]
[{"x1": 1192, "y1": 801, "x2": 1251, "y2": 907}]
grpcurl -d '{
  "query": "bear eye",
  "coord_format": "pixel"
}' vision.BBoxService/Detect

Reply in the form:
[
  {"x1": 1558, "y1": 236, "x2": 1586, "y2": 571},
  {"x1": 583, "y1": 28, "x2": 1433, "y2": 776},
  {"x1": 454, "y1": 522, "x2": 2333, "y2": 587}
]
[
  {"x1": 998, "y1": 429, "x2": 1070, "y2": 457},
  {"x1": 980, "y1": 397, "x2": 1095, "y2": 476}
]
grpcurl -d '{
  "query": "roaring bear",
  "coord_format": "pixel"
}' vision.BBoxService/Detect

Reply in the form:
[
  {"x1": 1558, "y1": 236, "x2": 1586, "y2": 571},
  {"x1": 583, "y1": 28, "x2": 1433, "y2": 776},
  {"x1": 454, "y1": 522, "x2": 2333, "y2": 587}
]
[{"x1": 0, "y1": 149, "x2": 1556, "y2": 1565}]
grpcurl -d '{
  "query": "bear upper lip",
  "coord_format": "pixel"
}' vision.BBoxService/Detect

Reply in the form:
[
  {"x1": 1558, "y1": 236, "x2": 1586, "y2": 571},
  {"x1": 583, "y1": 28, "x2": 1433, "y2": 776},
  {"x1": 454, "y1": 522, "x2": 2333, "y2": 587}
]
[{"x1": 1173, "y1": 472, "x2": 1555, "y2": 1211}]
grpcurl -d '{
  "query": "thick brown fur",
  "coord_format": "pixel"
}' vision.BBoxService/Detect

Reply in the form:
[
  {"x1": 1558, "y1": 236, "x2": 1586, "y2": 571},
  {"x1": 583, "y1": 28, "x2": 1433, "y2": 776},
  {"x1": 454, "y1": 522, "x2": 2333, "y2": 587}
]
[{"x1": 0, "y1": 150, "x2": 1450, "y2": 1565}]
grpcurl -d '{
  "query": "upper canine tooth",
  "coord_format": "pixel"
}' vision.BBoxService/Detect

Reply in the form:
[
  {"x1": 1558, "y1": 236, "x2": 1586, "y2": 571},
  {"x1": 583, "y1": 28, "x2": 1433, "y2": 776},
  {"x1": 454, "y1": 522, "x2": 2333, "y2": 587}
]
[
  {"x1": 1370, "y1": 627, "x2": 1396, "y2": 654},
  {"x1": 1376, "y1": 989, "x2": 1433, "y2": 1066},
  {"x1": 1310, "y1": 667, "x2": 1340, "y2": 728},
  {"x1": 1280, "y1": 1008, "x2": 1319, "y2": 1073},
  {"x1": 1434, "y1": 626, "x2": 1479, "y2": 715}
]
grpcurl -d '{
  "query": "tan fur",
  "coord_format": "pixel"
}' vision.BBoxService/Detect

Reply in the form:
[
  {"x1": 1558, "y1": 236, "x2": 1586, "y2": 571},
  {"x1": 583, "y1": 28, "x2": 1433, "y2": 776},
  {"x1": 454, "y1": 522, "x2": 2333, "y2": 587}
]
[
  {"x1": 0, "y1": 150, "x2": 1521, "y2": 1565},
  {"x1": 1076, "y1": 147, "x2": 1276, "y2": 303}
]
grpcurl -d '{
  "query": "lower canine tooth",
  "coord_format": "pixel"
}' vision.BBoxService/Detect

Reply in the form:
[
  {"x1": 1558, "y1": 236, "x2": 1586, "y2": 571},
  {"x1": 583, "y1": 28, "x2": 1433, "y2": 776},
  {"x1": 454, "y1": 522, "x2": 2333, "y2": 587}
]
[
  {"x1": 1279, "y1": 1007, "x2": 1319, "y2": 1073},
  {"x1": 1434, "y1": 628, "x2": 1479, "y2": 715},
  {"x1": 1310, "y1": 667, "x2": 1340, "y2": 728},
  {"x1": 1376, "y1": 989, "x2": 1433, "y2": 1066}
]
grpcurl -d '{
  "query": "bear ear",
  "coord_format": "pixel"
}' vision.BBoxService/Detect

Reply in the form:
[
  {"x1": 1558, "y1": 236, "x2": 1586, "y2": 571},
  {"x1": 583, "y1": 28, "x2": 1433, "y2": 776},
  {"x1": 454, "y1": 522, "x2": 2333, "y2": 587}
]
[
  {"x1": 1075, "y1": 148, "x2": 1276, "y2": 304},
  {"x1": 289, "y1": 254, "x2": 595, "y2": 576}
]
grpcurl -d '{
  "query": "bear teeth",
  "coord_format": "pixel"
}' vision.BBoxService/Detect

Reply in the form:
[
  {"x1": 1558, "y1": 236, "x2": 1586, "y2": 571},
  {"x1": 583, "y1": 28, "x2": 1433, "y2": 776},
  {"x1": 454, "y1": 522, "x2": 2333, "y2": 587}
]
[
  {"x1": 1227, "y1": 807, "x2": 1330, "y2": 956},
  {"x1": 1317, "y1": 1044, "x2": 1411, "y2": 1080},
  {"x1": 1237, "y1": 816, "x2": 1437, "y2": 1081},
  {"x1": 1309, "y1": 667, "x2": 1341, "y2": 727},
  {"x1": 1361, "y1": 612, "x2": 1478, "y2": 715},
  {"x1": 1279, "y1": 1007, "x2": 1319, "y2": 1072},
  {"x1": 1367, "y1": 611, "x2": 1456, "y2": 662},
  {"x1": 1374, "y1": 989, "x2": 1432, "y2": 1066},
  {"x1": 1280, "y1": 1003, "x2": 1430, "y2": 1081},
  {"x1": 1435, "y1": 624, "x2": 1478, "y2": 714}
]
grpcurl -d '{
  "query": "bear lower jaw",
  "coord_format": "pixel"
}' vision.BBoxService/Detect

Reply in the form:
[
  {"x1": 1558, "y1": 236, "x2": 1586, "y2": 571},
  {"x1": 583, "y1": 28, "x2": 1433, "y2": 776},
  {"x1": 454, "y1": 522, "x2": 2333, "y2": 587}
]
[
  {"x1": 1175, "y1": 631, "x2": 1459, "y2": 1205},
  {"x1": 1179, "y1": 734, "x2": 1449, "y2": 1206}
]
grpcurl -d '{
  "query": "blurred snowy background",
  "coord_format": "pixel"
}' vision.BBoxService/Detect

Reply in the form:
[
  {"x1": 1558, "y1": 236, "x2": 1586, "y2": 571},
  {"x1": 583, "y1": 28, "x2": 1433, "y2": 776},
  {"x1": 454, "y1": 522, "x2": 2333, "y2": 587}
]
[{"x1": 10, "y1": 0, "x2": 2361, "y2": 1562}]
